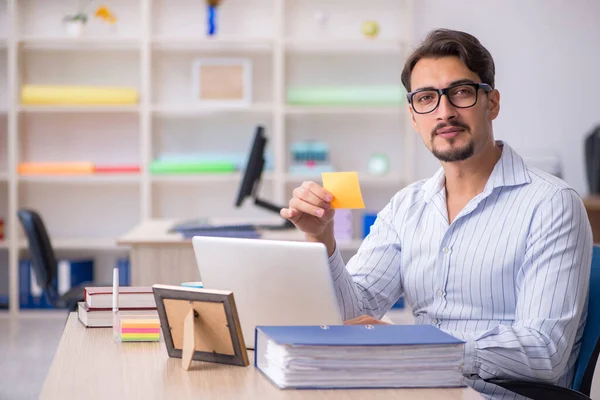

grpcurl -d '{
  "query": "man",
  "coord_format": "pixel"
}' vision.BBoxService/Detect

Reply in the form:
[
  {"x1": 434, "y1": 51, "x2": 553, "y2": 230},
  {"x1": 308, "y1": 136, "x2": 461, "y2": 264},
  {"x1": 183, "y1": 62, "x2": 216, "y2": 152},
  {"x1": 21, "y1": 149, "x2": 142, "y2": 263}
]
[{"x1": 280, "y1": 28, "x2": 593, "y2": 399}]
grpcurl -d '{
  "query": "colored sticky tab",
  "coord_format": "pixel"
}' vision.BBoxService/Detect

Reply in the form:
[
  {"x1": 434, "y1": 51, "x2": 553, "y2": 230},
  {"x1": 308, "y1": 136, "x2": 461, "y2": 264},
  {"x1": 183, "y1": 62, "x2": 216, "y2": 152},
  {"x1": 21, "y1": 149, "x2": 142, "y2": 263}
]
[{"x1": 321, "y1": 171, "x2": 365, "y2": 209}]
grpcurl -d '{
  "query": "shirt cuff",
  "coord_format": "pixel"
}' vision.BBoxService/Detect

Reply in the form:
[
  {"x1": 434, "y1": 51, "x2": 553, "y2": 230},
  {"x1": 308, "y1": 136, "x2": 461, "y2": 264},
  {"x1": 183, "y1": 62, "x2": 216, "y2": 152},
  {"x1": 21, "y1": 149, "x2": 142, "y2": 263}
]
[
  {"x1": 461, "y1": 333, "x2": 481, "y2": 379},
  {"x1": 328, "y1": 244, "x2": 345, "y2": 279}
]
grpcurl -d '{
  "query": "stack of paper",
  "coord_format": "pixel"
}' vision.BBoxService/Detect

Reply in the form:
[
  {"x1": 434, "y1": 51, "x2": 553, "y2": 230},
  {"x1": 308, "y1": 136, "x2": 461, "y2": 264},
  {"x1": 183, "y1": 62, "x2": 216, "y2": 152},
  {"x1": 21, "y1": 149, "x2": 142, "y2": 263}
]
[
  {"x1": 255, "y1": 324, "x2": 465, "y2": 389},
  {"x1": 119, "y1": 317, "x2": 161, "y2": 342}
]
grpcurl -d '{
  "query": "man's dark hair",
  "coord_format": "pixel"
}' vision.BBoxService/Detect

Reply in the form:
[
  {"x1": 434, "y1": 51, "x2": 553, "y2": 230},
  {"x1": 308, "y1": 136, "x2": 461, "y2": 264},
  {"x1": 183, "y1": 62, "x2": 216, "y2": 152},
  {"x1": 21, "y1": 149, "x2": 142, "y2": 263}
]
[{"x1": 401, "y1": 29, "x2": 495, "y2": 92}]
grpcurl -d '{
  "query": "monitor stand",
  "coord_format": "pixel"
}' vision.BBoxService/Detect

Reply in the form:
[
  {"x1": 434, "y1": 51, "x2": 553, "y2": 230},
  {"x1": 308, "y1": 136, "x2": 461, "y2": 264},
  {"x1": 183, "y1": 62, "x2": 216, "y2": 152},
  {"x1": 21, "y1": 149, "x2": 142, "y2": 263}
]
[{"x1": 253, "y1": 197, "x2": 296, "y2": 230}]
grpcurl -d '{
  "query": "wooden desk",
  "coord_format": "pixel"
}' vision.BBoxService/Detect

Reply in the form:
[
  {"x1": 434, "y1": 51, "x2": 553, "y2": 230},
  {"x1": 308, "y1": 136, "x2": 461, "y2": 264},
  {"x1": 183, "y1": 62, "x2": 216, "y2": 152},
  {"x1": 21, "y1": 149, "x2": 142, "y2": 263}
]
[
  {"x1": 40, "y1": 313, "x2": 482, "y2": 400},
  {"x1": 117, "y1": 219, "x2": 306, "y2": 286},
  {"x1": 584, "y1": 196, "x2": 600, "y2": 243}
]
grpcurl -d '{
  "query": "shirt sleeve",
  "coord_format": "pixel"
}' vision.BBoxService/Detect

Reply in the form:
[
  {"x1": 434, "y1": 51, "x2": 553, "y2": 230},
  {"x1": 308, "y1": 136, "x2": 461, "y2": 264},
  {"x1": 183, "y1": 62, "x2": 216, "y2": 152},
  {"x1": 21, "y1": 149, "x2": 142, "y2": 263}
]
[
  {"x1": 449, "y1": 188, "x2": 593, "y2": 383},
  {"x1": 328, "y1": 200, "x2": 404, "y2": 320}
]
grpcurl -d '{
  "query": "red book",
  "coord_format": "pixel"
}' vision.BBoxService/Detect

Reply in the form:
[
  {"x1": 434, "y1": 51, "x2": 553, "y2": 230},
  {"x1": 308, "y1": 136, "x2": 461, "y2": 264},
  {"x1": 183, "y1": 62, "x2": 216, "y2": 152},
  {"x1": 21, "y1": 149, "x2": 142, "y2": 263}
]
[
  {"x1": 94, "y1": 164, "x2": 141, "y2": 173},
  {"x1": 84, "y1": 286, "x2": 155, "y2": 309}
]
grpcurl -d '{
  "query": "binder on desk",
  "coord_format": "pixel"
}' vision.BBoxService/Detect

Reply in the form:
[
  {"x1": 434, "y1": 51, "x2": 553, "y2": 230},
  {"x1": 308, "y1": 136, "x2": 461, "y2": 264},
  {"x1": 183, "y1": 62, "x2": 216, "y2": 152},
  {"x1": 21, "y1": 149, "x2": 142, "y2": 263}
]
[{"x1": 254, "y1": 324, "x2": 466, "y2": 390}]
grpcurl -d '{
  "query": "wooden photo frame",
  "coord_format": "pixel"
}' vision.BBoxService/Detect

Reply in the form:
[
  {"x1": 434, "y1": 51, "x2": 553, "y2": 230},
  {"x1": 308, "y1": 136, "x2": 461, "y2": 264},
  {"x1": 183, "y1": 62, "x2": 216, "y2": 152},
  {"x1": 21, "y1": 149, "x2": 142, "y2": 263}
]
[
  {"x1": 152, "y1": 284, "x2": 249, "y2": 369},
  {"x1": 191, "y1": 58, "x2": 252, "y2": 106}
]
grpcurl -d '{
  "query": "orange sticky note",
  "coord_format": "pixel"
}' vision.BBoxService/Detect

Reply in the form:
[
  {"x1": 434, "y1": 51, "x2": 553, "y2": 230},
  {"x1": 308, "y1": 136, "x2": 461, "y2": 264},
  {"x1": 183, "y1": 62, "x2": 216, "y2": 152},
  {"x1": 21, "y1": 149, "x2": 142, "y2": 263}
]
[{"x1": 321, "y1": 171, "x2": 365, "y2": 209}]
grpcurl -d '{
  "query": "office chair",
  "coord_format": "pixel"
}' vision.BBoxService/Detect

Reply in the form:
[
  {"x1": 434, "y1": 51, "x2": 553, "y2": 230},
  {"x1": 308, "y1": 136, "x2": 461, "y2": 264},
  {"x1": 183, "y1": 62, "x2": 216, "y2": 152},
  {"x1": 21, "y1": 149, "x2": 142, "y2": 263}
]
[
  {"x1": 17, "y1": 208, "x2": 93, "y2": 311},
  {"x1": 485, "y1": 245, "x2": 600, "y2": 400}
]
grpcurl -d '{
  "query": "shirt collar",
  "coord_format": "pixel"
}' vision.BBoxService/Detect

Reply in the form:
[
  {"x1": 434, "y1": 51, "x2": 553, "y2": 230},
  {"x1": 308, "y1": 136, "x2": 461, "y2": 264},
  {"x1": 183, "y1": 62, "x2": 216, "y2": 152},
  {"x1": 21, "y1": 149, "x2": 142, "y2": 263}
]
[{"x1": 421, "y1": 140, "x2": 531, "y2": 203}]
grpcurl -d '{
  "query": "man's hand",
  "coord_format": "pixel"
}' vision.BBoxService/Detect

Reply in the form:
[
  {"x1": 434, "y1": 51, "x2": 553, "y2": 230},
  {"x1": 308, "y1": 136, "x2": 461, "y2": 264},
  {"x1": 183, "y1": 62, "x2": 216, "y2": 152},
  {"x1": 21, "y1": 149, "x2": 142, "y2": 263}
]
[
  {"x1": 280, "y1": 181, "x2": 337, "y2": 255},
  {"x1": 344, "y1": 315, "x2": 391, "y2": 325}
]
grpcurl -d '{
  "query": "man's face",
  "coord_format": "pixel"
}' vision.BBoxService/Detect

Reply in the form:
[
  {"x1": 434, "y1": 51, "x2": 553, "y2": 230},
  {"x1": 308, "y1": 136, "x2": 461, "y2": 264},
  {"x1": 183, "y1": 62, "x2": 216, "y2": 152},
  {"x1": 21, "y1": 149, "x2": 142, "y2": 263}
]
[{"x1": 408, "y1": 56, "x2": 500, "y2": 163}]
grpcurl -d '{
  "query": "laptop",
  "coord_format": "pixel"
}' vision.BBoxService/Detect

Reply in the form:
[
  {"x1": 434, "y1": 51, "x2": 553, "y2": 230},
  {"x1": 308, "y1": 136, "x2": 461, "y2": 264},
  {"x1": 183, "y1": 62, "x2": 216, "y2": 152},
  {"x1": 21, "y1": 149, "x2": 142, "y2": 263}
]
[{"x1": 192, "y1": 236, "x2": 344, "y2": 349}]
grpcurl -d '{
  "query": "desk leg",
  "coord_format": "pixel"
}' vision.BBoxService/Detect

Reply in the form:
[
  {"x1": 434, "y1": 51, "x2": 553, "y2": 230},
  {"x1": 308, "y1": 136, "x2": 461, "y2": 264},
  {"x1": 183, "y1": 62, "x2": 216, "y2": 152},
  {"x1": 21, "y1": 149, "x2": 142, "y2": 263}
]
[{"x1": 129, "y1": 244, "x2": 199, "y2": 286}]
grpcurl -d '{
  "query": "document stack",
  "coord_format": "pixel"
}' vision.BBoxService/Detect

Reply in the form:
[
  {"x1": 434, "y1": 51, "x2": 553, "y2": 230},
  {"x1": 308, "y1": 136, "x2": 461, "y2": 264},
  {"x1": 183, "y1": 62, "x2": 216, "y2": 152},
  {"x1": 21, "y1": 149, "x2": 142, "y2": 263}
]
[{"x1": 255, "y1": 324, "x2": 465, "y2": 389}]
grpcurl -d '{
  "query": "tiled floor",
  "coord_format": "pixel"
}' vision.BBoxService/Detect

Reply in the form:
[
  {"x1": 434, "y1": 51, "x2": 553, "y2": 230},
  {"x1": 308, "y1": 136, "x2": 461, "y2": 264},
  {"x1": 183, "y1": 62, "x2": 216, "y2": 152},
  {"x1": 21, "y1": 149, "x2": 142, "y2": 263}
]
[{"x1": 0, "y1": 310, "x2": 69, "y2": 400}]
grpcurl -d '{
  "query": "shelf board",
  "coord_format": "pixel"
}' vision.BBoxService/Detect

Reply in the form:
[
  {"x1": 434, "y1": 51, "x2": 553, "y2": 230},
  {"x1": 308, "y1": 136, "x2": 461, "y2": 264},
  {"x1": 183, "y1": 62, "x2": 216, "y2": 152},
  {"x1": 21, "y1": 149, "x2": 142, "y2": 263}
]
[
  {"x1": 152, "y1": 103, "x2": 272, "y2": 116},
  {"x1": 18, "y1": 105, "x2": 140, "y2": 113},
  {"x1": 18, "y1": 37, "x2": 140, "y2": 50},
  {"x1": 0, "y1": 39, "x2": 6, "y2": 49},
  {"x1": 20, "y1": 237, "x2": 124, "y2": 251},
  {"x1": 152, "y1": 36, "x2": 273, "y2": 52},
  {"x1": 0, "y1": 173, "x2": 9, "y2": 182},
  {"x1": 18, "y1": 174, "x2": 141, "y2": 184},
  {"x1": 284, "y1": 38, "x2": 405, "y2": 53},
  {"x1": 0, "y1": 241, "x2": 8, "y2": 250},
  {"x1": 285, "y1": 173, "x2": 404, "y2": 186},
  {"x1": 151, "y1": 172, "x2": 274, "y2": 184},
  {"x1": 285, "y1": 106, "x2": 403, "y2": 115}
]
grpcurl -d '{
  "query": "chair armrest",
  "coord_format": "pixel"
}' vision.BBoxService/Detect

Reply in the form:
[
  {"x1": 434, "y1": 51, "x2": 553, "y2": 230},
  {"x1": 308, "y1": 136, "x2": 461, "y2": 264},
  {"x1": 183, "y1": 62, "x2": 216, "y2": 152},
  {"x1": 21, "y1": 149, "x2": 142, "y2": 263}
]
[{"x1": 484, "y1": 378, "x2": 591, "y2": 400}]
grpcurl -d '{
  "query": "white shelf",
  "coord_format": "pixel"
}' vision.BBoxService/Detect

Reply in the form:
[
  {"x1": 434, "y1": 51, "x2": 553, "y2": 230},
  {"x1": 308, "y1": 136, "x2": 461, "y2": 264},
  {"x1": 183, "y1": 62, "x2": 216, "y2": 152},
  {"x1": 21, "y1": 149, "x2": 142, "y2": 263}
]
[
  {"x1": 18, "y1": 105, "x2": 140, "y2": 113},
  {"x1": 285, "y1": 106, "x2": 404, "y2": 116},
  {"x1": 19, "y1": 238, "x2": 125, "y2": 251},
  {"x1": 152, "y1": 103, "x2": 272, "y2": 116},
  {"x1": 18, "y1": 174, "x2": 141, "y2": 184},
  {"x1": 151, "y1": 172, "x2": 273, "y2": 184},
  {"x1": 18, "y1": 37, "x2": 140, "y2": 51},
  {"x1": 152, "y1": 36, "x2": 273, "y2": 52},
  {"x1": 284, "y1": 38, "x2": 406, "y2": 53},
  {"x1": 285, "y1": 173, "x2": 404, "y2": 186},
  {"x1": 2, "y1": 0, "x2": 416, "y2": 315}
]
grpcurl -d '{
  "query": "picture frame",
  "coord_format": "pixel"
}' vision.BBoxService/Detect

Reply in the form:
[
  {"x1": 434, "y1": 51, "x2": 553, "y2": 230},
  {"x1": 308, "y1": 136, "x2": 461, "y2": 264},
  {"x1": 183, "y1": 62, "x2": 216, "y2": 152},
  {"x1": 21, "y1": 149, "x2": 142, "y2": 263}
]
[
  {"x1": 191, "y1": 58, "x2": 252, "y2": 106},
  {"x1": 152, "y1": 284, "x2": 249, "y2": 369}
]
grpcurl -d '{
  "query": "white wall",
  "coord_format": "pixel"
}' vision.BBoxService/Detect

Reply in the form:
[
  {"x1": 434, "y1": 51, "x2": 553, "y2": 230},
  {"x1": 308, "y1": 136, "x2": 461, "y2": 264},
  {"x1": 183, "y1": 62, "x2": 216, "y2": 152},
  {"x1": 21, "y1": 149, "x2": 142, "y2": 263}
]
[{"x1": 411, "y1": 0, "x2": 600, "y2": 196}]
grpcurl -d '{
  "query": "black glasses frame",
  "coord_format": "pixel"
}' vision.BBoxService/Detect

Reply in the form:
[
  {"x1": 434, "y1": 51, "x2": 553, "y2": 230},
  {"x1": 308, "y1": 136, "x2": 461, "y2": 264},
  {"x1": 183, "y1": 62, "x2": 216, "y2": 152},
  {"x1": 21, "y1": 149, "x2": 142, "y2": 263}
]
[{"x1": 407, "y1": 83, "x2": 493, "y2": 114}]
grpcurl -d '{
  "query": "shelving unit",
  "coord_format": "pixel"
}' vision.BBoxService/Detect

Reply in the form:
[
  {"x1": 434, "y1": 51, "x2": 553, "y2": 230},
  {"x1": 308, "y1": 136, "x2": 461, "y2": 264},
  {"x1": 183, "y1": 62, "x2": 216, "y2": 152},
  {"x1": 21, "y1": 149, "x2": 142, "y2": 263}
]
[{"x1": 2, "y1": 0, "x2": 415, "y2": 314}]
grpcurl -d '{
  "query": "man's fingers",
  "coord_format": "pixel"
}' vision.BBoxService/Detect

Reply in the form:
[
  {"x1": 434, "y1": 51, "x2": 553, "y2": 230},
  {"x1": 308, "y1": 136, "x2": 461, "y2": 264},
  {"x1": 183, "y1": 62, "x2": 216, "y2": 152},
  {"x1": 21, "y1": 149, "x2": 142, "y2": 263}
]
[
  {"x1": 280, "y1": 207, "x2": 301, "y2": 222},
  {"x1": 289, "y1": 197, "x2": 326, "y2": 218},
  {"x1": 293, "y1": 186, "x2": 331, "y2": 210},
  {"x1": 301, "y1": 181, "x2": 334, "y2": 203}
]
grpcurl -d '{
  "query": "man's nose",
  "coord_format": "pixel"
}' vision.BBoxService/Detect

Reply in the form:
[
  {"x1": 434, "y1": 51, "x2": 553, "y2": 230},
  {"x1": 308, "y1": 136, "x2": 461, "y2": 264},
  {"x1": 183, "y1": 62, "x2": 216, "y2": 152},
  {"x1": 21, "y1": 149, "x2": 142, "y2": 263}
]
[{"x1": 435, "y1": 94, "x2": 458, "y2": 121}]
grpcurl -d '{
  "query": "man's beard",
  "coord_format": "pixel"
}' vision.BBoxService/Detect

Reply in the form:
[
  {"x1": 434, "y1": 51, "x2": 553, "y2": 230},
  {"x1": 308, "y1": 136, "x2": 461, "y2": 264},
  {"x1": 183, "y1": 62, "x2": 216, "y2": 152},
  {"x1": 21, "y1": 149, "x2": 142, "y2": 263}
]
[{"x1": 430, "y1": 120, "x2": 474, "y2": 162}]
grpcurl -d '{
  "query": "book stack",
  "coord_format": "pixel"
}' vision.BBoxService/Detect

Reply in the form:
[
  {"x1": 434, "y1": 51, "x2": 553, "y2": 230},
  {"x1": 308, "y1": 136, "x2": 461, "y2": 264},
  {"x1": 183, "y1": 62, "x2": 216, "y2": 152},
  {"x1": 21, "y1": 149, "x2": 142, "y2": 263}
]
[
  {"x1": 255, "y1": 324, "x2": 465, "y2": 389},
  {"x1": 77, "y1": 286, "x2": 157, "y2": 328}
]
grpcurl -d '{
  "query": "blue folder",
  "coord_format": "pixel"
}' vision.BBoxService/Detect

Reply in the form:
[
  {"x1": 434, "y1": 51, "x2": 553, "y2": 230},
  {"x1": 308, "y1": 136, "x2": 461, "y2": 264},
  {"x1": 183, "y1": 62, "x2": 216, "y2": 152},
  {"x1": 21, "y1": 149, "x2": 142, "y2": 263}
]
[
  {"x1": 255, "y1": 324, "x2": 464, "y2": 348},
  {"x1": 254, "y1": 324, "x2": 466, "y2": 390}
]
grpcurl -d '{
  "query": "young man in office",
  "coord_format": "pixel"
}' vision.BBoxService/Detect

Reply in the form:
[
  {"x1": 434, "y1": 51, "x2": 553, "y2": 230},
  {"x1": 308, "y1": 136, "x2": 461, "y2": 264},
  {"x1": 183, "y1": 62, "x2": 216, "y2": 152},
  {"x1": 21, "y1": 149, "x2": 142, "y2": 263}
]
[{"x1": 280, "y1": 28, "x2": 593, "y2": 398}]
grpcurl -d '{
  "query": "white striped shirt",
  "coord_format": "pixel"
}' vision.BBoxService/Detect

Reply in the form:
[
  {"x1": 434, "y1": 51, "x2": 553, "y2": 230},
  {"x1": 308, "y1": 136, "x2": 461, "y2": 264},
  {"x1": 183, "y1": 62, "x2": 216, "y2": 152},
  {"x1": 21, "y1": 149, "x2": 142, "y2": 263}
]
[{"x1": 328, "y1": 140, "x2": 593, "y2": 399}]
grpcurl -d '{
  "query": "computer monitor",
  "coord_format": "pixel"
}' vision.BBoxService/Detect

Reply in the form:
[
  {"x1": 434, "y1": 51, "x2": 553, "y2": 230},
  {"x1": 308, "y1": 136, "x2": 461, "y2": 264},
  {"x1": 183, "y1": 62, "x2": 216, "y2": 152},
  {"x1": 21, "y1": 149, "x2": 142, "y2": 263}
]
[{"x1": 235, "y1": 125, "x2": 294, "y2": 229}]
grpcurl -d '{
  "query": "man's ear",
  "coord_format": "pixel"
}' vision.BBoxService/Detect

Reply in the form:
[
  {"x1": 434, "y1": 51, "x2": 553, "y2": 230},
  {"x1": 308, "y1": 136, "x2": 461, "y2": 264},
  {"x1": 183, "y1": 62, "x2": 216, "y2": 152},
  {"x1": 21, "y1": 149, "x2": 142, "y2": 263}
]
[
  {"x1": 409, "y1": 105, "x2": 418, "y2": 131},
  {"x1": 489, "y1": 89, "x2": 500, "y2": 120}
]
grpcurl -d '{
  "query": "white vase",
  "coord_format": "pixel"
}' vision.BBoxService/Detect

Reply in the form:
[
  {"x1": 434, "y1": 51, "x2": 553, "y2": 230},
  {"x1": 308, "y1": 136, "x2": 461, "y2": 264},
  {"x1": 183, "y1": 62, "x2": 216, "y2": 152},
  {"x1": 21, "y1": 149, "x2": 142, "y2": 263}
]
[{"x1": 65, "y1": 20, "x2": 85, "y2": 37}]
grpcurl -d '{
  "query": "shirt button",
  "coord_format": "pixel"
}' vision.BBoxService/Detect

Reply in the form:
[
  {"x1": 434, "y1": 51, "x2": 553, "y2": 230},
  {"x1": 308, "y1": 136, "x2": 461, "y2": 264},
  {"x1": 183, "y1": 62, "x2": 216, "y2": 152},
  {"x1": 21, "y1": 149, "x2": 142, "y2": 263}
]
[
  {"x1": 432, "y1": 319, "x2": 439, "y2": 325},
  {"x1": 436, "y1": 290, "x2": 444, "y2": 297},
  {"x1": 443, "y1": 247, "x2": 450, "y2": 254}
]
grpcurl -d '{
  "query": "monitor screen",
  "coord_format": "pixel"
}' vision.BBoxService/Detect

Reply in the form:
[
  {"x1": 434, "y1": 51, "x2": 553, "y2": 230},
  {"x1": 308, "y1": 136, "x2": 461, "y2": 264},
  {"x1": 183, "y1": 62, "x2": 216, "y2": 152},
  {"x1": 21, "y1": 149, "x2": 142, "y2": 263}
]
[{"x1": 235, "y1": 125, "x2": 266, "y2": 207}]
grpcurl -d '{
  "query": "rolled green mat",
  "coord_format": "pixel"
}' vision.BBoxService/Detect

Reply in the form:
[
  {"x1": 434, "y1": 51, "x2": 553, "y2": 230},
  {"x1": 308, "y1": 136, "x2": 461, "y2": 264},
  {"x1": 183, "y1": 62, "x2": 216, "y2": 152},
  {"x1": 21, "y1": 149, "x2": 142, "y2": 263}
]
[
  {"x1": 286, "y1": 86, "x2": 406, "y2": 106},
  {"x1": 150, "y1": 160, "x2": 236, "y2": 174}
]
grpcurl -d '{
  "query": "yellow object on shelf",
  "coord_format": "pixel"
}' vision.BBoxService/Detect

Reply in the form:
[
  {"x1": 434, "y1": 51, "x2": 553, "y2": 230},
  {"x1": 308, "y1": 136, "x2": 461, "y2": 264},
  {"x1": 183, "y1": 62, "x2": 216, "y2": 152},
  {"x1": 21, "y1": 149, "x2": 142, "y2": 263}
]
[
  {"x1": 21, "y1": 85, "x2": 139, "y2": 105},
  {"x1": 95, "y1": 6, "x2": 117, "y2": 24},
  {"x1": 18, "y1": 162, "x2": 95, "y2": 175}
]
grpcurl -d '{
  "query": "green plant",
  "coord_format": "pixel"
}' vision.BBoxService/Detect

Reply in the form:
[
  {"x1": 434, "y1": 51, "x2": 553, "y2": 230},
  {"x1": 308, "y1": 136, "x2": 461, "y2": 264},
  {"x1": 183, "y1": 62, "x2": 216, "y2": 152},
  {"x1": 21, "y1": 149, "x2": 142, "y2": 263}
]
[{"x1": 63, "y1": 13, "x2": 88, "y2": 23}]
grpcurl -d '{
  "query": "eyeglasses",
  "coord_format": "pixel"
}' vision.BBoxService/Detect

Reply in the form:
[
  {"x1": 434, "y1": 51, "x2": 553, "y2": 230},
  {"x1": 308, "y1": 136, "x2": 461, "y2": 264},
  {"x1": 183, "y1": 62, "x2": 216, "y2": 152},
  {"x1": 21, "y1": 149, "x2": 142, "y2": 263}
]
[{"x1": 407, "y1": 82, "x2": 492, "y2": 114}]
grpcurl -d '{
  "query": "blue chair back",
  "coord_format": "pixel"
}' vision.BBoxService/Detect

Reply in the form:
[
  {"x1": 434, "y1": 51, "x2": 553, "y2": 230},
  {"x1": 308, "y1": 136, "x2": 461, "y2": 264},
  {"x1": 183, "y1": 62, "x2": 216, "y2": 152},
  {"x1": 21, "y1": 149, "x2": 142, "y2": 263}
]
[{"x1": 572, "y1": 245, "x2": 600, "y2": 394}]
